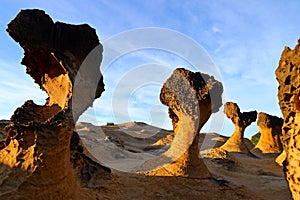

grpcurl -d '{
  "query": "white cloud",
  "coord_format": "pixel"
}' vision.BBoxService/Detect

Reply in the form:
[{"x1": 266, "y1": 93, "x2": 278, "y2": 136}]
[
  {"x1": 0, "y1": 59, "x2": 47, "y2": 118},
  {"x1": 212, "y1": 26, "x2": 221, "y2": 34}
]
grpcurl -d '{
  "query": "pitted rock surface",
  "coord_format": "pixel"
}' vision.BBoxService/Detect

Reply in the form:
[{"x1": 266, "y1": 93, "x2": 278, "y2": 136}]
[
  {"x1": 275, "y1": 39, "x2": 300, "y2": 199},
  {"x1": 0, "y1": 9, "x2": 105, "y2": 199}
]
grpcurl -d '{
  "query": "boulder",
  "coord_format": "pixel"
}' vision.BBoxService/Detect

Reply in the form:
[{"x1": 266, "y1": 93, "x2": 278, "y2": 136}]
[
  {"x1": 275, "y1": 39, "x2": 300, "y2": 199},
  {"x1": 254, "y1": 112, "x2": 283, "y2": 153},
  {"x1": 141, "y1": 68, "x2": 223, "y2": 178},
  {"x1": 0, "y1": 9, "x2": 104, "y2": 199},
  {"x1": 220, "y1": 102, "x2": 257, "y2": 153}
]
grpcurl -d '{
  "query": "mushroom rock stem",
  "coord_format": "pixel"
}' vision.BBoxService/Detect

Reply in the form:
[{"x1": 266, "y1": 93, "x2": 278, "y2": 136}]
[
  {"x1": 220, "y1": 102, "x2": 257, "y2": 153},
  {"x1": 0, "y1": 9, "x2": 104, "y2": 199},
  {"x1": 141, "y1": 68, "x2": 223, "y2": 178}
]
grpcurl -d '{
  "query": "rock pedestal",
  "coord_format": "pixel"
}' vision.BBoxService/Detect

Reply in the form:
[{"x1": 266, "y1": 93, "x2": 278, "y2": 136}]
[
  {"x1": 142, "y1": 68, "x2": 223, "y2": 178},
  {"x1": 0, "y1": 9, "x2": 104, "y2": 199},
  {"x1": 220, "y1": 102, "x2": 257, "y2": 153}
]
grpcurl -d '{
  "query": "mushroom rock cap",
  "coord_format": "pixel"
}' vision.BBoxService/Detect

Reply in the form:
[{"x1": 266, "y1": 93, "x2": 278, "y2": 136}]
[{"x1": 7, "y1": 9, "x2": 104, "y2": 120}]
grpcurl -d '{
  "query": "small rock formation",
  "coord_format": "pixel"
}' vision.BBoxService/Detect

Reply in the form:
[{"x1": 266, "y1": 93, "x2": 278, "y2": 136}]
[
  {"x1": 254, "y1": 112, "x2": 283, "y2": 153},
  {"x1": 0, "y1": 120, "x2": 10, "y2": 149},
  {"x1": 0, "y1": 120, "x2": 9, "y2": 137},
  {"x1": 275, "y1": 150, "x2": 286, "y2": 166},
  {"x1": 142, "y1": 68, "x2": 223, "y2": 178},
  {"x1": 0, "y1": 9, "x2": 104, "y2": 199},
  {"x1": 220, "y1": 102, "x2": 257, "y2": 153},
  {"x1": 275, "y1": 39, "x2": 300, "y2": 199}
]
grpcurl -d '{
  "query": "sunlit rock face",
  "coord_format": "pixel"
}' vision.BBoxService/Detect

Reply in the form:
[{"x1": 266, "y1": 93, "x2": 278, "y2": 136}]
[
  {"x1": 220, "y1": 102, "x2": 257, "y2": 153},
  {"x1": 0, "y1": 9, "x2": 104, "y2": 199},
  {"x1": 275, "y1": 39, "x2": 300, "y2": 199},
  {"x1": 142, "y1": 68, "x2": 223, "y2": 178},
  {"x1": 254, "y1": 112, "x2": 283, "y2": 153}
]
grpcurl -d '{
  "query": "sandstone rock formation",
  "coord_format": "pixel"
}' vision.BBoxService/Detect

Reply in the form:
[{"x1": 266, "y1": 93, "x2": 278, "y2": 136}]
[
  {"x1": 254, "y1": 112, "x2": 283, "y2": 153},
  {"x1": 141, "y1": 68, "x2": 223, "y2": 178},
  {"x1": 220, "y1": 102, "x2": 257, "y2": 153},
  {"x1": 275, "y1": 150, "x2": 286, "y2": 166},
  {"x1": 0, "y1": 9, "x2": 105, "y2": 199},
  {"x1": 276, "y1": 39, "x2": 300, "y2": 199},
  {"x1": 0, "y1": 120, "x2": 10, "y2": 149}
]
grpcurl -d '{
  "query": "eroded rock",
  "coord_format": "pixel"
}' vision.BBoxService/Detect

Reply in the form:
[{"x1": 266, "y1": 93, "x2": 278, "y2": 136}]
[
  {"x1": 275, "y1": 150, "x2": 286, "y2": 166},
  {"x1": 0, "y1": 120, "x2": 9, "y2": 147},
  {"x1": 275, "y1": 39, "x2": 300, "y2": 199},
  {"x1": 254, "y1": 112, "x2": 283, "y2": 153},
  {"x1": 220, "y1": 102, "x2": 257, "y2": 153},
  {"x1": 0, "y1": 9, "x2": 105, "y2": 199},
  {"x1": 141, "y1": 68, "x2": 223, "y2": 178}
]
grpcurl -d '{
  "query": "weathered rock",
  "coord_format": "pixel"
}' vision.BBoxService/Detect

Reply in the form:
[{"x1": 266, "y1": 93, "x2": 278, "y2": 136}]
[
  {"x1": 254, "y1": 112, "x2": 283, "y2": 153},
  {"x1": 275, "y1": 39, "x2": 300, "y2": 199},
  {"x1": 0, "y1": 120, "x2": 10, "y2": 145},
  {"x1": 141, "y1": 68, "x2": 223, "y2": 178},
  {"x1": 0, "y1": 9, "x2": 105, "y2": 199},
  {"x1": 220, "y1": 102, "x2": 257, "y2": 153},
  {"x1": 70, "y1": 131, "x2": 111, "y2": 187},
  {"x1": 275, "y1": 150, "x2": 286, "y2": 166}
]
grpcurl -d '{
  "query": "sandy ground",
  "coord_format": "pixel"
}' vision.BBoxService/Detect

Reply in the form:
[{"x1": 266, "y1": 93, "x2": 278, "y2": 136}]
[{"x1": 75, "y1": 122, "x2": 291, "y2": 200}]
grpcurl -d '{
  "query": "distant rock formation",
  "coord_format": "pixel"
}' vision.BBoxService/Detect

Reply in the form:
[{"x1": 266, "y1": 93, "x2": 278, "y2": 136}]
[
  {"x1": 142, "y1": 68, "x2": 223, "y2": 178},
  {"x1": 0, "y1": 9, "x2": 105, "y2": 199},
  {"x1": 276, "y1": 39, "x2": 300, "y2": 199},
  {"x1": 220, "y1": 102, "x2": 257, "y2": 153},
  {"x1": 254, "y1": 112, "x2": 283, "y2": 153},
  {"x1": 0, "y1": 120, "x2": 10, "y2": 148}
]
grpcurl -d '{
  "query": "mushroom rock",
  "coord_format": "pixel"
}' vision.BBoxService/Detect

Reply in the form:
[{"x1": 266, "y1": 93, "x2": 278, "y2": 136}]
[
  {"x1": 220, "y1": 102, "x2": 257, "y2": 153},
  {"x1": 0, "y1": 9, "x2": 104, "y2": 199},
  {"x1": 275, "y1": 39, "x2": 300, "y2": 199},
  {"x1": 254, "y1": 112, "x2": 283, "y2": 153},
  {"x1": 141, "y1": 68, "x2": 223, "y2": 178}
]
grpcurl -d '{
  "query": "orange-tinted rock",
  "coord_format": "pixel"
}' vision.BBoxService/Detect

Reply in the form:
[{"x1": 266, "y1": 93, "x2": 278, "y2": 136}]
[
  {"x1": 220, "y1": 102, "x2": 257, "y2": 153},
  {"x1": 255, "y1": 112, "x2": 283, "y2": 153},
  {"x1": 275, "y1": 150, "x2": 286, "y2": 166},
  {"x1": 0, "y1": 9, "x2": 104, "y2": 199},
  {"x1": 275, "y1": 39, "x2": 300, "y2": 199},
  {"x1": 141, "y1": 68, "x2": 223, "y2": 178}
]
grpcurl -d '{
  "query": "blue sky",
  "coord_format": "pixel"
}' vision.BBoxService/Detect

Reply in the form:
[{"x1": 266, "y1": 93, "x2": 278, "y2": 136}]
[{"x1": 0, "y1": 0, "x2": 300, "y2": 138}]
